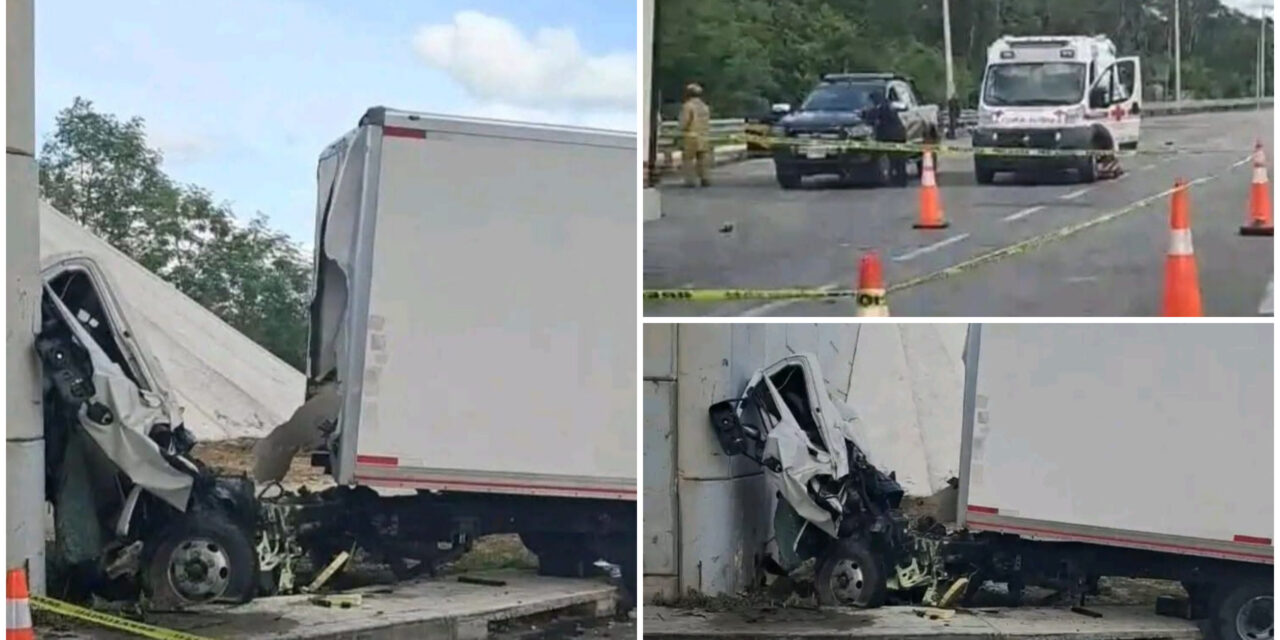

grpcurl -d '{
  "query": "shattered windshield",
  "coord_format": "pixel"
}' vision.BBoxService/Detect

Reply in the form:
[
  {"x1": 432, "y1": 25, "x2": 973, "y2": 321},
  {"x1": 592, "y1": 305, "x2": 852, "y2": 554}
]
[{"x1": 983, "y1": 62, "x2": 1087, "y2": 107}]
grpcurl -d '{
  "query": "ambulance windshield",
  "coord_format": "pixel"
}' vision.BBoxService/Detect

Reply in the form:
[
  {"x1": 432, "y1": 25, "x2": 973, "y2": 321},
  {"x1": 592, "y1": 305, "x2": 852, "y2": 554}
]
[{"x1": 983, "y1": 62, "x2": 1087, "y2": 107}]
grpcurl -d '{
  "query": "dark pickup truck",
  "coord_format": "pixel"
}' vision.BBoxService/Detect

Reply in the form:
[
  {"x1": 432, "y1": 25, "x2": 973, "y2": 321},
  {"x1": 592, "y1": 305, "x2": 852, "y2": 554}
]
[{"x1": 772, "y1": 73, "x2": 940, "y2": 189}]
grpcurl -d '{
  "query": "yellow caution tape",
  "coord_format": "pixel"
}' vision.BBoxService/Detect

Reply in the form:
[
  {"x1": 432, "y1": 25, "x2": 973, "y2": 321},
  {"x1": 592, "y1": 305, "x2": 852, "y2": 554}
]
[
  {"x1": 642, "y1": 172, "x2": 1231, "y2": 306},
  {"x1": 643, "y1": 289, "x2": 854, "y2": 301},
  {"x1": 31, "y1": 595, "x2": 216, "y2": 640},
  {"x1": 659, "y1": 133, "x2": 1244, "y2": 158}
]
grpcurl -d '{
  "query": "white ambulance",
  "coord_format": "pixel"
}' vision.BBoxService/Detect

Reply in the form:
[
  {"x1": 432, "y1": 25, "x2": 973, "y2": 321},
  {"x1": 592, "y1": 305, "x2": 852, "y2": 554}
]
[{"x1": 972, "y1": 35, "x2": 1141, "y2": 183}]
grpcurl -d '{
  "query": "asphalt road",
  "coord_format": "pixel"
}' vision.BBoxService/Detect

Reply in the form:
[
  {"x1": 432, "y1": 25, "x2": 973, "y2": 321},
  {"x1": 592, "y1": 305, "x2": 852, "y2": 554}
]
[{"x1": 644, "y1": 109, "x2": 1274, "y2": 317}]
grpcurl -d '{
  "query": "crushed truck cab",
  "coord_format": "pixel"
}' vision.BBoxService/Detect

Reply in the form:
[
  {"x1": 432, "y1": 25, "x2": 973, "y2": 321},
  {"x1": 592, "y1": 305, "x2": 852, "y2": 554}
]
[{"x1": 39, "y1": 253, "x2": 260, "y2": 607}]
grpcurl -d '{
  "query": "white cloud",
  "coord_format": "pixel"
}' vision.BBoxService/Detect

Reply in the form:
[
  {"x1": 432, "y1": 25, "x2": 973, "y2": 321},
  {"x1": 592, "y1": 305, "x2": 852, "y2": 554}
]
[
  {"x1": 147, "y1": 129, "x2": 215, "y2": 164},
  {"x1": 412, "y1": 11, "x2": 635, "y2": 112}
]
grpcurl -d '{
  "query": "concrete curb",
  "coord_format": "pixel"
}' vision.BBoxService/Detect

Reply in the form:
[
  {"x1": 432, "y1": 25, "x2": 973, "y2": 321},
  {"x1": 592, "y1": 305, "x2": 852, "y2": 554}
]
[
  {"x1": 45, "y1": 573, "x2": 619, "y2": 640},
  {"x1": 644, "y1": 605, "x2": 1203, "y2": 640}
]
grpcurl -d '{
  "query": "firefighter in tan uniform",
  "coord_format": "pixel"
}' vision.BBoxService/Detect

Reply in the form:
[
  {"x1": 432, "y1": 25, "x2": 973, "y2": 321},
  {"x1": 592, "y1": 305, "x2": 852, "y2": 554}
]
[{"x1": 679, "y1": 83, "x2": 712, "y2": 187}]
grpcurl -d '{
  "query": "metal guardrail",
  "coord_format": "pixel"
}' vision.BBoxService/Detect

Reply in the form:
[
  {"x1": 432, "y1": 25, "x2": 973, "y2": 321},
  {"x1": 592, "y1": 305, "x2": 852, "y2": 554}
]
[{"x1": 657, "y1": 98, "x2": 1272, "y2": 146}]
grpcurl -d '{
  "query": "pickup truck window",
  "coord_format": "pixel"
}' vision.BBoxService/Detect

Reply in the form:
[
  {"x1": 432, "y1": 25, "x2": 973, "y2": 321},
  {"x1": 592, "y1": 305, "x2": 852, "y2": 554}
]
[{"x1": 801, "y1": 83, "x2": 877, "y2": 111}]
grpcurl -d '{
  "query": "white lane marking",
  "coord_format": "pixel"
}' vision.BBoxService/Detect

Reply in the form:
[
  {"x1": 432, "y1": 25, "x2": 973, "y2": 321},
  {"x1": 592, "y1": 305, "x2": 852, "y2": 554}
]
[
  {"x1": 1139, "y1": 163, "x2": 1157, "y2": 171},
  {"x1": 892, "y1": 234, "x2": 971, "y2": 262},
  {"x1": 1059, "y1": 187, "x2": 1093, "y2": 200},
  {"x1": 736, "y1": 160, "x2": 1238, "y2": 316},
  {"x1": 1003, "y1": 205, "x2": 1045, "y2": 222},
  {"x1": 1260, "y1": 279, "x2": 1274, "y2": 316},
  {"x1": 741, "y1": 282, "x2": 840, "y2": 317}
]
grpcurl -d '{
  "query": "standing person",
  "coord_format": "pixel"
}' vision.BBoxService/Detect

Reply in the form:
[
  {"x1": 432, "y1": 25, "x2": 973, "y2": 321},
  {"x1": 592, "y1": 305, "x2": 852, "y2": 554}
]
[
  {"x1": 864, "y1": 90, "x2": 908, "y2": 186},
  {"x1": 680, "y1": 83, "x2": 712, "y2": 187}
]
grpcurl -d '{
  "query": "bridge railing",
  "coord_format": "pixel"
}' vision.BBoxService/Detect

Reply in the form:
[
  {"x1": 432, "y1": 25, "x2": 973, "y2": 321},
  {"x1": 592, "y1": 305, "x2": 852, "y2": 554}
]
[{"x1": 655, "y1": 97, "x2": 1272, "y2": 153}]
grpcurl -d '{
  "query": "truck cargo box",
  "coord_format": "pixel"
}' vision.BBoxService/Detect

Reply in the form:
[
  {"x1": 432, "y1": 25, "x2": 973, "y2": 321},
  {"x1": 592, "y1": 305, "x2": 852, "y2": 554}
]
[
  {"x1": 310, "y1": 109, "x2": 636, "y2": 500},
  {"x1": 958, "y1": 324, "x2": 1273, "y2": 564}
]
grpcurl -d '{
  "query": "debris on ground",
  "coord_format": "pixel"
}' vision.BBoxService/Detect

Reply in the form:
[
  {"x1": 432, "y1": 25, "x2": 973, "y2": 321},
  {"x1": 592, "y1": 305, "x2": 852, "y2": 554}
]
[
  {"x1": 1071, "y1": 606, "x2": 1105, "y2": 618},
  {"x1": 914, "y1": 607, "x2": 956, "y2": 621},
  {"x1": 309, "y1": 593, "x2": 362, "y2": 609},
  {"x1": 458, "y1": 576, "x2": 509, "y2": 587}
]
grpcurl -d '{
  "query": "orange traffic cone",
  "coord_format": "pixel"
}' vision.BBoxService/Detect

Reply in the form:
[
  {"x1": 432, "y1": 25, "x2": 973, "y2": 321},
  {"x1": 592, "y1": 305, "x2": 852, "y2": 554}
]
[
  {"x1": 1163, "y1": 179, "x2": 1203, "y2": 317},
  {"x1": 1240, "y1": 140, "x2": 1273, "y2": 236},
  {"x1": 914, "y1": 150, "x2": 949, "y2": 229},
  {"x1": 6, "y1": 568, "x2": 34, "y2": 640},
  {"x1": 856, "y1": 252, "x2": 889, "y2": 317}
]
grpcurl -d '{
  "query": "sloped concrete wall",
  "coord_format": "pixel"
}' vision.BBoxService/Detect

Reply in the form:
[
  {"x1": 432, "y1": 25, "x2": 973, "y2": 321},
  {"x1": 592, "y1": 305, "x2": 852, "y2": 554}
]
[{"x1": 40, "y1": 203, "x2": 305, "y2": 441}]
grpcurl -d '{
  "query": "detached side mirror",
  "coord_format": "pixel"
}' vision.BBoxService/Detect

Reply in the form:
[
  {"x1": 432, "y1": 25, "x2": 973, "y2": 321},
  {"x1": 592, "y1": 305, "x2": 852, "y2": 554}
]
[
  {"x1": 1089, "y1": 86, "x2": 1109, "y2": 109},
  {"x1": 708, "y1": 398, "x2": 766, "y2": 461}
]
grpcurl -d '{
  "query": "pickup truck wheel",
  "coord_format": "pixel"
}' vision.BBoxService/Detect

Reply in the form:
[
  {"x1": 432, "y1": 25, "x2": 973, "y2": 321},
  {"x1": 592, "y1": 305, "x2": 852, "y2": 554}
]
[
  {"x1": 144, "y1": 512, "x2": 257, "y2": 607},
  {"x1": 815, "y1": 538, "x2": 887, "y2": 608},
  {"x1": 873, "y1": 154, "x2": 892, "y2": 187},
  {"x1": 1214, "y1": 580, "x2": 1272, "y2": 640},
  {"x1": 776, "y1": 167, "x2": 802, "y2": 190},
  {"x1": 974, "y1": 162, "x2": 996, "y2": 185}
]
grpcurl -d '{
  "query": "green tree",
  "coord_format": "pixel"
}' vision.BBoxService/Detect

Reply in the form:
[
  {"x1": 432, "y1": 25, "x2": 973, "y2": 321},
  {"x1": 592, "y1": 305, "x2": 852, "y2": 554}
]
[
  {"x1": 655, "y1": 0, "x2": 1271, "y2": 115},
  {"x1": 38, "y1": 98, "x2": 310, "y2": 370}
]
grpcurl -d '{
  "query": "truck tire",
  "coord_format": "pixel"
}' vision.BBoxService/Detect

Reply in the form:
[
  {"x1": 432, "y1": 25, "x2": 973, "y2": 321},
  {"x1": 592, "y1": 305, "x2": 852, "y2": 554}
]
[
  {"x1": 1213, "y1": 580, "x2": 1272, "y2": 640},
  {"x1": 143, "y1": 511, "x2": 257, "y2": 607},
  {"x1": 873, "y1": 154, "x2": 892, "y2": 187},
  {"x1": 815, "y1": 538, "x2": 887, "y2": 608},
  {"x1": 776, "y1": 167, "x2": 802, "y2": 190}
]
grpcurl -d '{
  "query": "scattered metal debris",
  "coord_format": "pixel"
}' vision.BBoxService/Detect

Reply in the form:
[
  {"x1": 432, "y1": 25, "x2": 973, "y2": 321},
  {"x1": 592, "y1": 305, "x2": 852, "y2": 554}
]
[{"x1": 309, "y1": 594, "x2": 362, "y2": 609}]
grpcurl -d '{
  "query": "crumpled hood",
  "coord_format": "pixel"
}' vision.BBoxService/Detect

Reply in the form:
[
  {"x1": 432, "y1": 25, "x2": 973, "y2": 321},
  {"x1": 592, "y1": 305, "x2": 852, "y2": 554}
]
[{"x1": 43, "y1": 284, "x2": 194, "y2": 510}]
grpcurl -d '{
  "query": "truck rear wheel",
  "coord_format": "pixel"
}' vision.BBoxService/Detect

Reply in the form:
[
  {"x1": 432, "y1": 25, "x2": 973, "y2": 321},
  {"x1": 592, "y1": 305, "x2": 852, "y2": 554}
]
[
  {"x1": 1214, "y1": 580, "x2": 1272, "y2": 640},
  {"x1": 815, "y1": 538, "x2": 887, "y2": 608},
  {"x1": 520, "y1": 533, "x2": 594, "y2": 578}
]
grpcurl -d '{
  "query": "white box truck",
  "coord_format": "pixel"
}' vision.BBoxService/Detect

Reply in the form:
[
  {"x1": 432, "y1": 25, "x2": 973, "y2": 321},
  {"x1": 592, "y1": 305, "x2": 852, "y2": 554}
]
[
  {"x1": 279, "y1": 108, "x2": 638, "y2": 592},
  {"x1": 955, "y1": 324, "x2": 1272, "y2": 640},
  {"x1": 710, "y1": 323, "x2": 1271, "y2": 640},
  {"x1": 35, "y1": 108, "x2": 637, "y2": 608}
]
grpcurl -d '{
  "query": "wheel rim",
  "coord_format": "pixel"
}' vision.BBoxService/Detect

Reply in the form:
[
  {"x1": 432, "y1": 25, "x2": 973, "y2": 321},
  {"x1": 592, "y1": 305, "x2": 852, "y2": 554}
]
[
  {"x1": 826, "y1": 558, "x2": 868, "y2": 605},
  {"x1": 1236, "y1": 595, "x2": 1273, "y2": 640},
  {"x1": 167, "y1": 537, "x2": 232, "y2": 603}
]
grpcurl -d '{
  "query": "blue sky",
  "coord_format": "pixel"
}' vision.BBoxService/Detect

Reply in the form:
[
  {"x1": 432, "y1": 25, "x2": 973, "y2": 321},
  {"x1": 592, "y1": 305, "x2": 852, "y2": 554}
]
[{"x1": 35, "y1": 0, "x2": 637, "y2": 242}]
